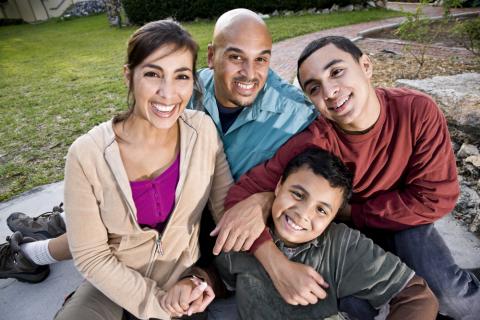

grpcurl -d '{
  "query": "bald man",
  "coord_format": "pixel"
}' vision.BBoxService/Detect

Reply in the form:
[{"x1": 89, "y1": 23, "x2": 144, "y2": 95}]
[{"x1": 190, "y1": 8, "x2": 316, "y2": 180}]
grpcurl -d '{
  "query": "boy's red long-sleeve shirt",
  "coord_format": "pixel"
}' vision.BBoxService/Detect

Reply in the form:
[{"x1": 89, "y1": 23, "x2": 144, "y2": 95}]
[{"x1": 225, "y1": 88, "x2": 460, "y2": 231}]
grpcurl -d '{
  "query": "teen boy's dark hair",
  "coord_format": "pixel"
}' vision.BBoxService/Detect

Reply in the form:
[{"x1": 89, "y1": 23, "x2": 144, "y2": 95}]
[
  {"x1": 281, "y1": 148, "x2": 353, "y2": 210},
  {"x1": 296, "y1": 36, "x2": 364, "y2": 88}
]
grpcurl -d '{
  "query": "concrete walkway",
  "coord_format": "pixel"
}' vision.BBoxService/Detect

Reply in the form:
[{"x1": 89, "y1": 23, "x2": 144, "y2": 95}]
[
  {"x1": 1, "y1": 3, "x2": 480, "y2": 320},
  {"x1": 271, "y1": 2, "x2": 480, "y2": 81}
]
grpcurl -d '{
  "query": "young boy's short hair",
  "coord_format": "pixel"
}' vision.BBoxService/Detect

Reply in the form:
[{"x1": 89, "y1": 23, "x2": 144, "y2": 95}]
[{"x1": 281, "y1": 147, "x2": 353, "y2": 211}]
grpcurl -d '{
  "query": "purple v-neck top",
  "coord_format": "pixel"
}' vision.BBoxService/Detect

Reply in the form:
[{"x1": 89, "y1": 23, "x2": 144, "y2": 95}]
[{"x1": 129, "y1": 154, "x2": 180, "y2": 231}]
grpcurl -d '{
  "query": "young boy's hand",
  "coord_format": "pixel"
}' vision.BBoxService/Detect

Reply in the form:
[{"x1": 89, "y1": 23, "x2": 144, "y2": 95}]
[
  {"x1": 255, "y1": 240, "x2": 329, "y2": 305},
  {"x1": 273, "y1": 259, "x2": 329, "y2": 305},
  {"x1": 160, "y1": 277, "x2": 215, "y2": 317}
]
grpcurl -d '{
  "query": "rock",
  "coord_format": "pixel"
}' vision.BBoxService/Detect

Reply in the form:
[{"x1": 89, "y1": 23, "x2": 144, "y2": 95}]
[
  {"x1": 451, "y1": 141, "x2": 460, "y2": 153},
  {"x1": 63, "y1": 0, "x2": 106, "y2": 18},
  {"x1": 453, "y1": 184, "x2": 480, "y2": 225},
  {"x1": 284, "y1": 10, "x2": 294, "y2": 16},
  {"x1": 463, "y1": 155, "x2": 480, "y2": 179},
  {"x1": 330, "y1": 4, "x2": 339, "y2": 12},
  {"x1": 465, "y1": 155, "x2": 480, "y2": 168},
  {"x1": 367, "y1": 1, "x2": 376, "y2": 8},
  {"x1": 271, "y1": 10, "x2": 279, "y2": 16},
  {"x1": 354, "y1": 4, "x2": 364, "y2": 11},
  {"x1": 258, "y1": 13, "x2": 270, "y2": 19},
  {"x1": 341, "y1": 4, "x2": 354, "y2": 12},
  {"x1": 322, "y1": 8, "x2": 330, "y2": 14},
  {"x1": 395, "y1": 73, "x2": 480, "y2": 136},
  {"x1": 469, "y1": 210, "x2": 480, "y2": 233},
  {"x1": 457, "y1": 143, "x2": 479, "y2": 159},
  {"x1": 375, "y1": 0, "x2": 386, "y2": 7},
  {"x1": 463, "y1": 163, "x2": 480, "y2": 180},
  {"x1": 308, "y1": 8, "x2": 317, "y2": 14}
]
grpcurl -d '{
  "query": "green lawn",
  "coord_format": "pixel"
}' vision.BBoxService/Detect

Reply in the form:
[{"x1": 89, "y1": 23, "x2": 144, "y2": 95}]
[{"x1": 0, "y1": 9, "x2": 402, "y2": 201}]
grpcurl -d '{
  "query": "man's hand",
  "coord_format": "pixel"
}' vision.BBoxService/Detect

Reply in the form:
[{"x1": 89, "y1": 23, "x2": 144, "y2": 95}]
[
  {"x1": 160, "y1": 277, "x2": 214, "y2": 317},
  {"x1": 211, "y1": 192, "x2": 274, "y2": 255},
  {"x1": 255, "y1": 241, "x2": 329, "y2": 305}
]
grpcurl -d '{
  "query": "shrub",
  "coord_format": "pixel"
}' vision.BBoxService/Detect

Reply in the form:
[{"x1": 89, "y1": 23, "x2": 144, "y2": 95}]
[
  {"x1": 454, "y1": 16, "x2": 480, "y2": 57},
  {"x1": 122, "y1": 0, "x2": 367, "y2": 25},
  {"x1": 394, "y1": 0, "x2": 438, "y2": 77},
  {"x1": 0, "y1": 18, "x2": 24, "y2": 26}
]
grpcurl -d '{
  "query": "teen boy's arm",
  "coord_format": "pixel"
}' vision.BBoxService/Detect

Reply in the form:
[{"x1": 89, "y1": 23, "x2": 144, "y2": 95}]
[
  {"x1": 348, "y1": 94, "x2": 460, "y2": 230},
  {"x1": 224, "y1": 129, "x2": 329, "y2": 305}
]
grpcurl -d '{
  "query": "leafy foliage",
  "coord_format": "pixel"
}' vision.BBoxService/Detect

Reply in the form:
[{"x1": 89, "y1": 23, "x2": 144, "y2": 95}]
[
  {"x1": 122, "y1": 0, "x2": 367, "y2": 24},
  {"x1": 394, "y1": 0, "x2": 436, "y2": 77},
  {"x1": 454, "y1": 17, "x2": 480, "y2": 57}
]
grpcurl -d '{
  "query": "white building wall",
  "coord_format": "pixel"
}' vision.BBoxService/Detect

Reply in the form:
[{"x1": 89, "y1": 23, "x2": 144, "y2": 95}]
[
  {"x1": 0, "y1": 1, "x2": 21, "y2": 19},
  {"x1": 15, "y1": 0, "x2": 35, "y2": 22},
  {"x1": 45, "y1": 0, "x2": 75, "y2": 18},
  {"x1": 2, "y1": 0, "x2": 85, "y2": 22}
]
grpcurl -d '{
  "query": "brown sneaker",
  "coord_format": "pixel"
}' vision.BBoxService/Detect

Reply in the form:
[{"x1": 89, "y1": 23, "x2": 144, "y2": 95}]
[
  {"x1": 0, "y1": 232, "x2": 50, "y2": 283},
  {"x1": 7, "y1": 203, "x2": 66, "y2": 240}
]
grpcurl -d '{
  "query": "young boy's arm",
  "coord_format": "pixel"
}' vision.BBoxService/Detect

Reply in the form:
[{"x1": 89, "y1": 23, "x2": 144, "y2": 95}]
[{"x1": 387, "y1": 274, "x2": 438, "y2": 320}]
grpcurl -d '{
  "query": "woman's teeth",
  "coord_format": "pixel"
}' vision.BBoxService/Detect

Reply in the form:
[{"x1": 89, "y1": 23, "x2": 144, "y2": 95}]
[
  {"x1": 286, "y1": 215, "x2": 304, "y2": 231},
  {"x1": 152, "y1": 103, "x2": 175, "y2": 112}
]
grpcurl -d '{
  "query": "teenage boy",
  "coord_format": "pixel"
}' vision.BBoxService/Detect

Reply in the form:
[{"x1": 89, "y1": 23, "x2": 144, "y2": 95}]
[
  {"x1": 226, "y1": 36, "x2": 480, "y2": 319},
  {"x1": 216, "y1": 148, "x2": 438, "y2": 320}
]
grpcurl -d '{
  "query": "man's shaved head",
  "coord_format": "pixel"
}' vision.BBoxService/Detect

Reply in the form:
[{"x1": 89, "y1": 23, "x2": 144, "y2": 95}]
[
  {"x1": 213, "y1": 8, "x2": 271, "y2": 46},
  {"x1": 207, "y1": 8, "x2": 272, "y2": 108}
]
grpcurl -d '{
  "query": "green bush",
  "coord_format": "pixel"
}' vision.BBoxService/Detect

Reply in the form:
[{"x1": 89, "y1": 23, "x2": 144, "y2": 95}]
[
  {"x1": 0, "y1": 18, "x2": 24, "y2": 26},
  {"x1": 122, "y1": 0, "x2": 367, "y2": 24},
  {"x1": 394, "y1": 0, "x2": 435, "y2": 77},
  {"x1": 454, "y1": 17, "x2": 480, "y2": 57}
]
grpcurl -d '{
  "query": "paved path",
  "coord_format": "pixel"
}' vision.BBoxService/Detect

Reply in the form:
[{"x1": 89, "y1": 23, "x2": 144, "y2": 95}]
[
  {"x1": 1, "y1": 3, "x2": 480, "y2": 320},
  {"x1": 271, "y1": 2, "x2": 480, "y2": 81}
]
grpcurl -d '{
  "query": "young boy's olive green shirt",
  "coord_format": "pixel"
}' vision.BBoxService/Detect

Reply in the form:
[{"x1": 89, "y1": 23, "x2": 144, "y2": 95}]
[{"x1": 215, "y1": 223, "x2": 414, "y2": 320}]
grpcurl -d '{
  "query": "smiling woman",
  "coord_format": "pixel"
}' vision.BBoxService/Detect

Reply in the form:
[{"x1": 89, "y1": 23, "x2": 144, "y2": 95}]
[{"x1": 49, "y1": 20, "x2": 233, "y2": 320}]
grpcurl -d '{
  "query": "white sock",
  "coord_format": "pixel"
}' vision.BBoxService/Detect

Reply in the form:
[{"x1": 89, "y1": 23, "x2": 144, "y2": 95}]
[
  {"x1": 60, "y1": 210, "x2": 66, "y2": 223},
  {"x1": 20, "y1": 239, "x2": 58, "y2": 265}
]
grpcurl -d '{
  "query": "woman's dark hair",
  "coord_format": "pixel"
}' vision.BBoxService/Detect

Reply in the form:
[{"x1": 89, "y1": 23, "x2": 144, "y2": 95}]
[
  {"x1": 281, "y1": 147, "x2": 353, "y2": 210},
  {"x1": 296, "y1": 36, "x2": 363, "y2": 88},
  {"x1": 114, "y1": 20, "x2": 200, "y2": 124}
]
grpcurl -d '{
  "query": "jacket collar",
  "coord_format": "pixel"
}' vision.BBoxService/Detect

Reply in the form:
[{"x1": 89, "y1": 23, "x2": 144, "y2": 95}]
[
  {"x1": 198, "y1": 68, "x2": 287, "y2": 135},
  {"x1": 101, "y1": 115, "x2": 198, "y2": 218}
]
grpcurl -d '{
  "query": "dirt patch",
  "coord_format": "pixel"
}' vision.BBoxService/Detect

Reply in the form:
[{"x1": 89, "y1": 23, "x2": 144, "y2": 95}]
[
  {"x1": 357, "y1": 15, "x2": 479, "y2": 82},
  {"x1": 366, "y1": 17, "x2": 470, "y2": 47}
]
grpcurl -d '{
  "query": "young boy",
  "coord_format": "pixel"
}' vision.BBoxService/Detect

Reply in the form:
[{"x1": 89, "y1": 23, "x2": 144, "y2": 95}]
[{"x1": 215, "y1": 148, "x2": 438, "y2": 320}]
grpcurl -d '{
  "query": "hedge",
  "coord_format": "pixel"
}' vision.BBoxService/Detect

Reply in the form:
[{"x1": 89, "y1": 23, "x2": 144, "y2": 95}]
[{"x1": 122, "y1": 0, "x2": 367, "y2": 25}]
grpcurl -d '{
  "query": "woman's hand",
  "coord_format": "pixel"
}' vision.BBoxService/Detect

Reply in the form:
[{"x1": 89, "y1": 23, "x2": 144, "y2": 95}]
[{"x1": 160, "y1": 277, "x2": 215, "y2": 317}]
